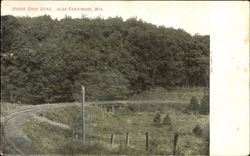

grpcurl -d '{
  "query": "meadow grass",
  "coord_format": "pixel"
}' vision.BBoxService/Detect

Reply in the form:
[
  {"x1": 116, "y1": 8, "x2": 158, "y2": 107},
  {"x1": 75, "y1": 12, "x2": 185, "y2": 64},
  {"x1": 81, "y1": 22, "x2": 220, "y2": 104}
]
[
  {"x1": 129, "y1": 87, "x2": 207, "y2": 102},
  {"x1": 21, "y1": 122, "x2": 71, "y2": 154},
  {"x1": 22, "y1": 87, "x2": 209, "y2": 155}
]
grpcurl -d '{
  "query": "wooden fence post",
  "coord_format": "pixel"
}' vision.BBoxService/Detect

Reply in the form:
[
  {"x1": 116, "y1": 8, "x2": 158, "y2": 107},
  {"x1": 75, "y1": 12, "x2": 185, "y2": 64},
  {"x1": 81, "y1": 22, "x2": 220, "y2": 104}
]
[
  {"x1": 126, "y1": 132, "x2": 130, "y2": 148},
  {"x1": 173, "y1": 133, "x2": 178, "y2": 155},
  {"x1": 145, "y1": 132, "x2": 149, "y2": 151},
  {"x1": 206, "y1": 136, "x2": 209, "y2": 155},
  {"x1": 81, "y1": 85, "x2": 86, "y2": 144},
  {"x1": 75, "y1": 134, "x2": 78, "y2": 140},
  {"x1": 111, "y1": 134, "x2": 115, "y2": 147},
  {"x1": 72, "y1": 126, "x2": 74, "y2": 141}
]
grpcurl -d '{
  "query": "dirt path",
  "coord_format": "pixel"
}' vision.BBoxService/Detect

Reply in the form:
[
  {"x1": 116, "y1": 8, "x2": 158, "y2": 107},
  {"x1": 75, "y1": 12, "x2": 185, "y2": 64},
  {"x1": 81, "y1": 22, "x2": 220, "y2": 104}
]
[
  {"x1": 32, "y1": 114, "x2": 70, "y2": 130},
  {"x1": 1, "y1": 103, "x2": 79, "y2": 155}
]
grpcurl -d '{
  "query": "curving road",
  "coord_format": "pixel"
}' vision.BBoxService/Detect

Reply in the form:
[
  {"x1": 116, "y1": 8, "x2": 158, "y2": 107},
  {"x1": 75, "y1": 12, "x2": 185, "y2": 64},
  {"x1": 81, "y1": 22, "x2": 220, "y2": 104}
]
[{"x1": 2, "y1": 103, "x2": 79, "y2": 155}]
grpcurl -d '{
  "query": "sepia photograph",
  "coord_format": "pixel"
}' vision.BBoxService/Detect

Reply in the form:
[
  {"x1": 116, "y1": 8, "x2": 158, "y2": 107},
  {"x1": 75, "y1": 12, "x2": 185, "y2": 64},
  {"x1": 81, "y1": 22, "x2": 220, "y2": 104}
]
[{"x1": 0, "y1": 1, "x2": 248, "y2": 156}]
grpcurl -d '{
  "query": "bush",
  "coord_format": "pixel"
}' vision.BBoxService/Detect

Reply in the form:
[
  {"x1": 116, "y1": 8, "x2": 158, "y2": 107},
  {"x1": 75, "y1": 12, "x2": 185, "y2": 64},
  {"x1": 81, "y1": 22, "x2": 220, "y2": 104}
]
[
  {"x1": 193, "y1": 125, "x2": 202, "y2": 137},
  {"x1": 162, "y1": 114, "x2": 171, "y2": 126},
  {"x1": 199, "y1": 93, "x2": 209, "y2": 115},
  {"x1": 187, "y1": 96, "x2": 199, "y2": 113},
  {"x1": 153, "y1": 112, "x2": 162, "y2": 126}
]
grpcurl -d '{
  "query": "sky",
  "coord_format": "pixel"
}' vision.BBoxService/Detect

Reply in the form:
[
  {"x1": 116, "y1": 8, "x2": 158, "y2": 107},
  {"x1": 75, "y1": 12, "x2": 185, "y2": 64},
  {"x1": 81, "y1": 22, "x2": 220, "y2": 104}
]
[{"x1": 2, "y1": 1, "x2": 210, "y2": 35}]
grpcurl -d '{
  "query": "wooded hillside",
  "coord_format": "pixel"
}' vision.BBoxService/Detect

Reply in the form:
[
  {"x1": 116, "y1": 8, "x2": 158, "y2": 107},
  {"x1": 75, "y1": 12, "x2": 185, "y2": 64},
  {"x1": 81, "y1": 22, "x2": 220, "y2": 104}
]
[{"x1": 1, "y1": 15, "x2": 209, "y2": 104}]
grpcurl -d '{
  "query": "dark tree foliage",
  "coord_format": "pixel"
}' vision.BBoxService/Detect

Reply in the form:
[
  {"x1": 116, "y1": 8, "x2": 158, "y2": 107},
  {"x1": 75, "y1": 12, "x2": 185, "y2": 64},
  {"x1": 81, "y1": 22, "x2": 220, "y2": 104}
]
[
  {"x1": 1, "y1": 15, "x2": 209, "y2": 104},
  {"x1": 199, "y1": 91, "x2": 209, "y2": 115},
  {"x1": 162, "y1": 114, "x2": 171, "y2": 126},
  {"x1": 188, "y1": 96, "x2": 199, "y2": 112},
  {"x1": 153, "y1": 112, "x2": 162, "y2": 126},
  {"x1": 193, "y1": 125, "x2": 202, "y2": 137}
]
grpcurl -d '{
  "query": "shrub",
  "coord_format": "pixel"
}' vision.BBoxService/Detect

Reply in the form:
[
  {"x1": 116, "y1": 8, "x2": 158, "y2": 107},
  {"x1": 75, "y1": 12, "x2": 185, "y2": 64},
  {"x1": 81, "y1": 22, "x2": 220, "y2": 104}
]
[
  {"x1": 153, "y1": 112, "x2": 162, "y2": 126},
  {"x1": 162, "y1": 114, "x2": 171, "y2": 126},
  {"x1": 193, "y1": 125, "x2": 202, "y2": 137},
  {"x1": 188, "y1": 96, "x2": 199, "y2": 113},
  {"x1": 199, "y1": 93, "x2": 209, "y2": 115}
]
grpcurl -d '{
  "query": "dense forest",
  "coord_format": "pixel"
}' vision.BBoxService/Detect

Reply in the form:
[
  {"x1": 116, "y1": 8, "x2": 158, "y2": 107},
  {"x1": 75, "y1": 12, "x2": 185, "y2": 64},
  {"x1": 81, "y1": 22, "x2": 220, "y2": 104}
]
[{"x1": 1, "y1": 15, "x2": 209, "y2": 104}]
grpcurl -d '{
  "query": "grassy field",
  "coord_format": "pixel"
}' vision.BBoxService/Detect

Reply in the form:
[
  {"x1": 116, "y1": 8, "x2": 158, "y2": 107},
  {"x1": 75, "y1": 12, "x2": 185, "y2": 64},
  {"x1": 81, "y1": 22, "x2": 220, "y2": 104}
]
[
  {"x1": 22, "y1": 88, "x2": 209, "y2": 155},
  {"x1": 129, "y1": 87, "x2": 206, "y2": 101}
]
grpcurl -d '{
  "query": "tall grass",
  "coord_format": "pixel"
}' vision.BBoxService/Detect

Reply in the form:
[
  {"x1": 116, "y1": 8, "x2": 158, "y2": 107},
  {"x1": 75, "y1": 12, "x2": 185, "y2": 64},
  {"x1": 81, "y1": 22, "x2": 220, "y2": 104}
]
[
  {"x1": 129, "y1": 87, "x2": 207, "y2": 102},
  {"x1": 22, "y1": 87, "x2": 209, "y2": 155}
]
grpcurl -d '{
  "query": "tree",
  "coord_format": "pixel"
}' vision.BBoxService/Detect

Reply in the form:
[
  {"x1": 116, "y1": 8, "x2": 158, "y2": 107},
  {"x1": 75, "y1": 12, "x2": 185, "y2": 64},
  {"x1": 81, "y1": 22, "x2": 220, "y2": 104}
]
[
  {"x1": 73, "y1": 70, "x2": 130, "y2": 101},
  {"x1": 193, "y1": 125, "x2": 202, "y2": 137},
  {"x1": 199, "y1": 91, "x2": 209, "y2": 115},
  {"x1": 153, "y1": 112, "x2": 162, "y2": 126},
  {"x1": 1, "y1": 15, "x2": 209, "y2": 104},
  {"x1": 188, "y1": 96, "x2": 199, "y2": 113},
  {"x1": 162, "y1": 114, "x2": 171, "y2": 126}
]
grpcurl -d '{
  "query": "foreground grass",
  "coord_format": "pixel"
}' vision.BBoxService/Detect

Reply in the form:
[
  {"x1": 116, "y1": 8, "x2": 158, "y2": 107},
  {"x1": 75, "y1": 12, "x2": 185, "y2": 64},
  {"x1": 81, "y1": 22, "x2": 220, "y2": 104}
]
[
  {"x1": 88, "y1": 104, "x2": 209, "y2": 155},
  {"x1": 21, "y1": 122, "x2": 71, "y2": 154},
  {"x1": 22, "y1": 88, "x2": 209, "y2": 155}
]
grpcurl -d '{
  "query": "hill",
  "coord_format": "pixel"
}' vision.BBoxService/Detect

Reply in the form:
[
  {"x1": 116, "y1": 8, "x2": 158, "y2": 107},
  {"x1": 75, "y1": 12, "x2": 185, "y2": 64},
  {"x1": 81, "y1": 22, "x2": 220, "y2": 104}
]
[{"x1": 1, "y1": 15, "x2": 209, "y2": 104}]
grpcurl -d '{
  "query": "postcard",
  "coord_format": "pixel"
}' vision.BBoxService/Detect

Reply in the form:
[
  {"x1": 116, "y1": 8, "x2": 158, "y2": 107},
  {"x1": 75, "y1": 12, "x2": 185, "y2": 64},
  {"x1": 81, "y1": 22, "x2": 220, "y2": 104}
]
[{"x1": 1, "y1": 1, "x2": 249, "y2": 155}]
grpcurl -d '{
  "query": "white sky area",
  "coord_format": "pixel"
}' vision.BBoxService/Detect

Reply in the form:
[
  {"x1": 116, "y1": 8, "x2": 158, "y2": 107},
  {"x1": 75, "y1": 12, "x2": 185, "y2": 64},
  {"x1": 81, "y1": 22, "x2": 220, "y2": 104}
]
[{"x1": 2, "y1": 1, "x2": 210, "y2": 35}]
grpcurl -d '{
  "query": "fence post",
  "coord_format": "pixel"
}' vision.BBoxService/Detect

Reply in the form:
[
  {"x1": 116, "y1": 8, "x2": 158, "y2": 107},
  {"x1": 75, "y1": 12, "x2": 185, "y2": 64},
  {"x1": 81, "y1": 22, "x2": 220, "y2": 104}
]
[
  {"x1": 145, "y1": 132, "x2": 149, "y2": 151},
  {"x1": 206, "y1": 136, "x2": 209, "y2": 155},
  {"x1": 126, "y1": 132, "x2": 130, "y2": 148},
  {"x1": 72, "y1": 126, "x2": 74, "y2": 141},
  {"x1": 81, "y1": 85, "x2": 86, "y2": 144},
  {"x1": 75, "y1": 134, "x2": 78, "y2": 140},
  {"x1": 111, "y1": 134, "x2": 115, "y2": 147},
  {"x1": 173, "y1": 133, "x2": 178, "y2": 155}
]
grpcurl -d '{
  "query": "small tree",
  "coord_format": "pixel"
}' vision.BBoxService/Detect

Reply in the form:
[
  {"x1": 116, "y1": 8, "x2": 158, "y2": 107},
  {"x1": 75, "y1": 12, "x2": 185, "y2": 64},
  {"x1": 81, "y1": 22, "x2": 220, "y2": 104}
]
[
  {"x1": 162, "y1": 114, "x2": 171, "y2": 126},
  {"x1": 153, "y1": 112, "x2": 162, "y2": 126},
  {"x1": 188, "y1": 96, "x2": 199, "y2": 113},
  {"x1": 193, "y1": 125, "x2": 202, "y2": 137},
  {"x1": 199, "y1": 93, "x2": 209, "y2": 115}
]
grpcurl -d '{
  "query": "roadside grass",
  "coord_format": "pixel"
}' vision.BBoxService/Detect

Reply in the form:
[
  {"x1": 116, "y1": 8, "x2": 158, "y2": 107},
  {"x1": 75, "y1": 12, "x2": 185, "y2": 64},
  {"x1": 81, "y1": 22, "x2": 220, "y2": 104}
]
[
  {"x1": 21, "y1": 122, "x2": 71, "y2": 154},
  {"x1": 39, "y1": 106, "x2": 81, "y2": 126},
  {"x1": 22, "y1": 87, "x2": 209, "y2": 155},
  {"x1": 129, "y1": 87, "x2": 207, "y2": 102}
]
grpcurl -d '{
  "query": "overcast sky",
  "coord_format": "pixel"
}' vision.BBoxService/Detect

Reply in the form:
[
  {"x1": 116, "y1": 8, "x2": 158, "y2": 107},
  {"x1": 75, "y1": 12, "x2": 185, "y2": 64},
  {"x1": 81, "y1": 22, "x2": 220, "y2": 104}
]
[{"x1": 2, "y1": 1, "x2": 210, "y2": 35}]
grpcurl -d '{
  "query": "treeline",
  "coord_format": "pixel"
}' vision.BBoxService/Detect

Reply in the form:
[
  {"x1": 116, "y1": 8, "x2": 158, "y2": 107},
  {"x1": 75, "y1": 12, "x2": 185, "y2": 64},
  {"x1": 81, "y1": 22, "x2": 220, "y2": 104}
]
[{"x1": 1, "y1": 15, "x2": 209, "y2": 104}]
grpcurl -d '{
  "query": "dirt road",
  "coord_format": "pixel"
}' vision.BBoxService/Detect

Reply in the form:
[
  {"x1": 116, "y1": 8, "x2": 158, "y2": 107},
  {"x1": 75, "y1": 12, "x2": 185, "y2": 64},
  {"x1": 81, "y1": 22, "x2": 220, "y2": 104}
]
[{"x1": 1, "y1": 103, "x2": 79, "y2": 155}]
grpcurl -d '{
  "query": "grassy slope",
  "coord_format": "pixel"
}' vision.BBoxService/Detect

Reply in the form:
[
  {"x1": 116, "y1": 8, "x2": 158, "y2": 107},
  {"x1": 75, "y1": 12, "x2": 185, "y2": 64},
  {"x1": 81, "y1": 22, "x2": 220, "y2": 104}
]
[
  {"x1": 129, "y1": 87, "x2": 206, "y2": 102},
  {"x1": 21, "y1": 122, "x2": 71, "y2": 154},
  {"x1": 22, "y1": 87, "x2": 209, "y2": 155}
]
